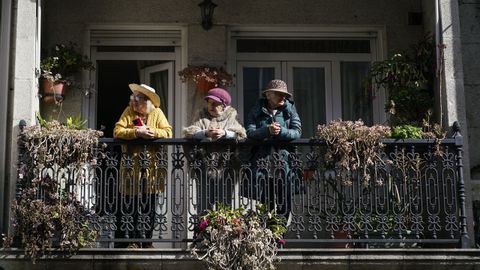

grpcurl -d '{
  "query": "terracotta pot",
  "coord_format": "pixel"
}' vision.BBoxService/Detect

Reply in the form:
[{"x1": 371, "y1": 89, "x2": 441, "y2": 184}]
[
  {"x1": 41, "y1": 79, "x2": 67, "y2": 103},
  {"x1": 332, "y1": 228, "x2": 354, "y2": 248},
  {"x1": 195, "y1": 77, "x2": 216, "y2": 94},
  {"x1": 303, "y1": 169, "x2": 316, "y2": 181}
]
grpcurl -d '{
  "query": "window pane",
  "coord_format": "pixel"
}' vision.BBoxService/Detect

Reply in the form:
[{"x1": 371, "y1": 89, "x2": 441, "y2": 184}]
[
  {"x1": 243, "y1": 67, "x2": 275, "y2": 120},
  {"x1": 237, "y1": 39, "x2": 370, "y2": 53},
  {"x1": 97, "y1": 46, "x2": 175, "y2": 52},
  {"x1": 150, "y1": 70, "x2": 169, "y2": 118},
  {"x1": 293, "y1": 67, "x2": 326, "y2": 138},
  {"x1": 341, "y1": 62, "x2": 372, "y2": 125}
]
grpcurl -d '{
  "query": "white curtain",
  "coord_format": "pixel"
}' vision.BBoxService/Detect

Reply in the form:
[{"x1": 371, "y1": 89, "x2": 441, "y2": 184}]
[
  {"x1": 341, "y1": 62, "x2": 372, "y2": 125},
  {"x1": 293, "y1": 67, "x2": 326, "y2": 138}
]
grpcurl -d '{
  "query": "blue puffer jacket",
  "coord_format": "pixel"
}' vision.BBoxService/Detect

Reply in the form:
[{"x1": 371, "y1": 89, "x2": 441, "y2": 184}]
[
  {"x1": 243, "y1": 98, "x2": 302, "y2": 198},
  {"x1": 246, "y1": 98, "x2": 302, "y2": 141}
]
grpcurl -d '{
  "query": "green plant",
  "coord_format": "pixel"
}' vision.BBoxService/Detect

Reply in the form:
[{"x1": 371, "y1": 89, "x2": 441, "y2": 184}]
[
  {"x1": 40, "y1": 43, "x2": 95, "y2": 83},
  {"x1": 65, "y1": 115, "x2": 88, "y2": 130},
  {"x1": 191, "y1": 204, "x2": 286, "y2": 270},
  {"x1": 390, "y1": 125, "x2": 423, "y2": 139},
  {"x1": 364, "y1": 36, "x2": 435, "y2": 126}
]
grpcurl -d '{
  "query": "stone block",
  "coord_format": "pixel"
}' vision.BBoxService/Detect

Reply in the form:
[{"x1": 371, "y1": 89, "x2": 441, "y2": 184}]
[
  {"x1": 459, "y1": 2, "x2": 480, "y2": 43},
  {"x1": 0, "y1": 261, "x2": 46, "y2": 270},
  {"x1": 302, "y1": 262, "x2": 349, "y2": 270},
  {"x1": 462, "y1": 44, "x2": 480, "y2": 84},
  {"x1": 465, "y1": 84, "x2": 480, "y2": 124},
  {"x1": 161, "y1": 260, "x2": 204, "y2": 270},
  {"x1": 467, "y1": 127, "x2": 480, "y2": 178}
]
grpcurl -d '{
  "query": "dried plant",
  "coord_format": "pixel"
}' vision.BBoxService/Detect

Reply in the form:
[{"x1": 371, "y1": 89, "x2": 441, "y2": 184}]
[
  {"x1": 178, "y1": 65, "x2": 233, "y2": 87},
  {"x1": 23, "y1": 119, "x2": 103, "y2": 168},
  {"x1": 8, "y1": 117, "x2": 104, "y2": 262},
  {"x1": 11, "y1": 176, "x2": 97, "y2": 262},
  {"x1": 316, "y1": 120, "x2": 391, "y2": 185}
]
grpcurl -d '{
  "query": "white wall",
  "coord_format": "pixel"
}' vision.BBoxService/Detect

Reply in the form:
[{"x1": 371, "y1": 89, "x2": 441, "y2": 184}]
[{"x1": 5, "y1": 0, "x2": 41, "y2": 235}]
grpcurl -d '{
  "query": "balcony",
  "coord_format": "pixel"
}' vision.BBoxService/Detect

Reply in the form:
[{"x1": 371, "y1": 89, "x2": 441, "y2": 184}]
[
  {"x1": 14, "y1": 133, "x2": 470, "y2": 247},
  {"x1": 4, "y1": 129, "x2": 478, "y2": 269}
]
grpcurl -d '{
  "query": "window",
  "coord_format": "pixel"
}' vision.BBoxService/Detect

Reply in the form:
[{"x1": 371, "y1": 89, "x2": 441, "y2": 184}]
[{"x1": 230, "y1": 27, "x2": 385, "y2": 135}]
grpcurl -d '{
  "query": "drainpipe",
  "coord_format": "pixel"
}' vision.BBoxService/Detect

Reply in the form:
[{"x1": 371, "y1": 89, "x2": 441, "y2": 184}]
[
  {"x1": 435, "y1": 0, "x2": 440, "y2": 74},
  {"x1": 0, "y1": 0, "x2": 12, "y2": 238},
  {"x1": 435, "y1": 0, "x2": 443, "y2": 129}
]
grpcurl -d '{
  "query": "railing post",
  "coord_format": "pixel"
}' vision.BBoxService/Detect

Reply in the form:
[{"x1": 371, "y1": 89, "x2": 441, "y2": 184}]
[
  {"x1": 15, "y1": 120, "x2": 27, "y2": 201},
  {"x1": 452, "y1": 121, "x2": 469, "y2": 248}
]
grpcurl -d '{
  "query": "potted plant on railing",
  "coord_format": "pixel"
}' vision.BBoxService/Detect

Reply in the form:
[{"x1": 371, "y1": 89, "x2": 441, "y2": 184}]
[
  {"x1": 191, "y1": 204, "x2": 286, "y2": 270},
  {"x1": 178, "y1": 65, "x2": 233, "y2": 93},
  {"x1": 316, "y1": 119, "x2": 391, "y2": 187},
  {"x1": 40, "y1": 43, "x2": 95, "y2": 103},
  {"x1": 5, "y1": 114, "x2": 104, "y2": 262}
]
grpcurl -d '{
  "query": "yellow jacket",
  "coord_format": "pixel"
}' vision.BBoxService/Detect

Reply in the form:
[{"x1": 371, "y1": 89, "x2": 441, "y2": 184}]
[
  {"x1": 113, "y1": 106, "x2": 172, "y2": 195},
  {"x1": 113, "y1": 106, "x2": 172, "y2": 139}
]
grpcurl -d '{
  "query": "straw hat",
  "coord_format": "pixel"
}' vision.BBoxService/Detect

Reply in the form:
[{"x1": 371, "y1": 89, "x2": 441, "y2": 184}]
[
  {"x1": 262, "y1": 79, "x2": 292, "y2": 98},
  {"x1": 128, "y1": 83, "x2": 161, "y2": 108}
]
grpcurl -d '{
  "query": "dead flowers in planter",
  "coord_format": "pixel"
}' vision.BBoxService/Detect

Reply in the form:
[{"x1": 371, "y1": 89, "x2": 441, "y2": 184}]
[
  {"x1": 6, "y1": 114, "x2": 105, "y2": 262},
  {"x1": 316, "y1": 120, "x2": 391, "y2": 186}
]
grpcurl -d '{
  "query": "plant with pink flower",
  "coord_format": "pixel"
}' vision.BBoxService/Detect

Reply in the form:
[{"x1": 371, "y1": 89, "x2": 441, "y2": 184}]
[{"x1": 191, "y1": 204, "x2": 286, "y2": 270}]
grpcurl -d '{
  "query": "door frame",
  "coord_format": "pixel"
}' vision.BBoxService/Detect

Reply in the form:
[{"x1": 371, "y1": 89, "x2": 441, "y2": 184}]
[
  {"x1": 141, "y1": 62, "x2": 175, "y2": 121},
  {"x1": 83, "y1": 24, "x2": 187, "y2": 137}
]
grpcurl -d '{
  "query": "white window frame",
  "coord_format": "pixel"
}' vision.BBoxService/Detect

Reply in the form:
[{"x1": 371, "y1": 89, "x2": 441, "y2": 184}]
[
  {"x1": 141, "y1": 62, "x2": 175, "y2": 120},
  {"x1": 227, "y1": 26, "x2": 387, "y2": 125}
]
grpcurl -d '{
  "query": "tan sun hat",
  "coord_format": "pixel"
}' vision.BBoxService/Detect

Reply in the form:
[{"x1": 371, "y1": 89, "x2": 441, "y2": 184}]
[
  {"x1": 128, "y1": 83, "x2": 161, "y2": 108},
  {"x1": 262, "y1": 79, "x2": 292, "y2": 98}
]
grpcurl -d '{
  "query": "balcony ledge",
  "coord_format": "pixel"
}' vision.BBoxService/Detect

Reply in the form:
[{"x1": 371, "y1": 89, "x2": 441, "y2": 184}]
[{"x1": 1, "y1": 248, "x2": 480, "y2": 270}]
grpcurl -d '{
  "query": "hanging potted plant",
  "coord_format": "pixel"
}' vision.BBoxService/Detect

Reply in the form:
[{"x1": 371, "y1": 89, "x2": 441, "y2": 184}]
[
  {"x1": 178, "y1": 65, "x2": 233, "y2": 93},
  {"x1": 40, "y1": 43, "x2": 95, "y2": 103}
]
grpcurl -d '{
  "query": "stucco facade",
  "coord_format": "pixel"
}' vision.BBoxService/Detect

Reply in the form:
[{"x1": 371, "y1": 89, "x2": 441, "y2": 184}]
[
  {"x1": 40, "y1": 0, "x2": 425, "y2": 120},
  {"x1": 460, "y1": 1, "x2": 480, "y2": 182},
  {"x1": 1, "y1": 0, "x2": 480, "y2": 259}
]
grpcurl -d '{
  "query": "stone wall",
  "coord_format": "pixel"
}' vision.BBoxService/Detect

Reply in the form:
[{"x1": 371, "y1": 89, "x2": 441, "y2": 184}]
[
  {"x1": 1, "y1": 249, "x2": 480, "y2": 270},
  {"x1": 41, "y1": 0, "x2": 425, "y2": 122},
  {"x1": 459, "y1": 0, "x2": 480, "y2": 183}
]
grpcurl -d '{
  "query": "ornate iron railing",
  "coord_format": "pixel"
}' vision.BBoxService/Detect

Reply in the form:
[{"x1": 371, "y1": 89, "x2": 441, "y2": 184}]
[{"x1": 16, "y1": 127, "x2": 469, "y2": 249}]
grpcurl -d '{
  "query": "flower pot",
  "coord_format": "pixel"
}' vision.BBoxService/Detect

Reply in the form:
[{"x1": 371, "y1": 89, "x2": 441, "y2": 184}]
[
  {"x1": 41, "y1": 79, "x2": 66, "y2": 103},
  {"x1": 332, "y1": 228, "x2": 354, "y2": 248},
  {"x1": 303, "y1": 169, "x2": 316, "y2": 181},
  {"x1": 195, "y1": 77, "x2": 216, "y2": 94}
]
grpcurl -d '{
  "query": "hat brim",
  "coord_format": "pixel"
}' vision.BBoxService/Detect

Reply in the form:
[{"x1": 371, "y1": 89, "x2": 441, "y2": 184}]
[
  {"x1": 262, "y1": 89, "x2": 292, "y2": 98},
  {"x1": 204, "y1": 95, "x2": 225, "y2": 105},
  {"x1": 129, "y1": 83, "x2": 161, "y2": 107}
]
